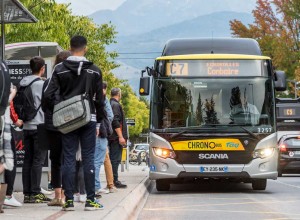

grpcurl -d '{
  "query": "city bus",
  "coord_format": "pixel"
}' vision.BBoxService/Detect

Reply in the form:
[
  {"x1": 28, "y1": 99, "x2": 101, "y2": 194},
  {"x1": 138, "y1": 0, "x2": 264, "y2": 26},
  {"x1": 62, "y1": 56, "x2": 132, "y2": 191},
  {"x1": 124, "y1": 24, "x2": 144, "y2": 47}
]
[{"x1": 139, "y1": 38, "x2": 286, "y2": 191}]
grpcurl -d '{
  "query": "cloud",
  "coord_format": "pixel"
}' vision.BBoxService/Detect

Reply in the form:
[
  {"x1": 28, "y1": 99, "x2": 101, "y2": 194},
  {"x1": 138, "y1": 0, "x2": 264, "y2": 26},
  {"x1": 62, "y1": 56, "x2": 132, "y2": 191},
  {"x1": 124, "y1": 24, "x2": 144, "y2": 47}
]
[{"x1": 56, "y1": 0, "x2": 125, "y2": 15}]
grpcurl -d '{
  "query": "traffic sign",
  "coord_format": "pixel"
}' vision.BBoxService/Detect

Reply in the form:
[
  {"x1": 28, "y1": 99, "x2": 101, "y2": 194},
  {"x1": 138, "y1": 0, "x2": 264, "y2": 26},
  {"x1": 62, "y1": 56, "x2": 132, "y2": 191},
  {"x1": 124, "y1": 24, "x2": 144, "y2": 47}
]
[{"x1": 125, "y1": 118, "x2": 135, "y2": 126}]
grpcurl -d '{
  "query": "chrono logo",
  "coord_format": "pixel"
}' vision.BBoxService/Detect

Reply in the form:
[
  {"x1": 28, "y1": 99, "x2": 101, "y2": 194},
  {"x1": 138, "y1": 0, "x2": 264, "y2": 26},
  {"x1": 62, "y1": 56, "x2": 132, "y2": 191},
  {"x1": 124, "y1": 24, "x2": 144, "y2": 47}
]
[
  {"x1": 171, "y1": 139, "x2": 244, "y2": 151},
  {"x1": 188, "y1": 141, "x2": 221, "y2": 149},
  {"x1": 199, "y1": 153, "x2": 229, "y2": 159}
]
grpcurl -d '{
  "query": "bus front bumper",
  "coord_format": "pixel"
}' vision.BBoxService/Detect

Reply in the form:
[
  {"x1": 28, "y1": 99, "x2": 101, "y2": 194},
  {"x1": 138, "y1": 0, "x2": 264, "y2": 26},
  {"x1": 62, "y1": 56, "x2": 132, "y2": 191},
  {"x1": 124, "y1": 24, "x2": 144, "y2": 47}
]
[{"x1": 149, "y1": 155, "x2": 278, "y2": 180}]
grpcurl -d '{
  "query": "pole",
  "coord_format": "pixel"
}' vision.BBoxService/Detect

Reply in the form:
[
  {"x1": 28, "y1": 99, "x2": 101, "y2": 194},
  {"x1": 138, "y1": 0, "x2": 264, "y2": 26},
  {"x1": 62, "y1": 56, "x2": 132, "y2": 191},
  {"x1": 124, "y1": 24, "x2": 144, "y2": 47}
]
[
  {"x1": 1, "y1": 0, "x2": 5, "y2": 60},
  {"x1": 125, "y1": 125, "x2": 129, "y2": 171},
  {"x1": 295, "y1": 82, "x2": 298, "y2": 99},
  {"x1": 0, "y1": 0, "x2": 4, "y2": 184}
]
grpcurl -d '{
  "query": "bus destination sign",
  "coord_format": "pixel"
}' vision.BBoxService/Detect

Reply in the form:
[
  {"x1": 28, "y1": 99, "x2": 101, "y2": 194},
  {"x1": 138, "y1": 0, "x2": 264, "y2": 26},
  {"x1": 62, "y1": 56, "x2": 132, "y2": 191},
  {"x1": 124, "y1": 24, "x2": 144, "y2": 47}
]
[{"x1": 165, "y1": 60, "x2": 263, "y2": 77}]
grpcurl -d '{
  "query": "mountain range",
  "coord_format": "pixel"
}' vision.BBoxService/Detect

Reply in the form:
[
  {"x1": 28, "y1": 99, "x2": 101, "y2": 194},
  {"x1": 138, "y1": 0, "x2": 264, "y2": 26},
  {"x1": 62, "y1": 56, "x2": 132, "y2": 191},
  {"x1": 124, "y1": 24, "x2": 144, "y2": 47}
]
[
  {"x1": 89, "y1": 0, "x2": 256, "y2": 94},
  {"x1": 90, "y1": 0, "x2": 256, "y2": 36}
]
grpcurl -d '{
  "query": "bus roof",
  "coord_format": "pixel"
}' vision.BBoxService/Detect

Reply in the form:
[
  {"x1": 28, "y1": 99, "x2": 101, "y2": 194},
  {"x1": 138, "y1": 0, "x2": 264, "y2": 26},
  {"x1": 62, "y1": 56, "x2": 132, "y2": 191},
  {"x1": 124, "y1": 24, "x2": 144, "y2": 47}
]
[
  {"x1": 156, "y1": 54, "x2": 271, "y2": 60},
  {"x1": 162, "y1": 38, "x2": 262, "y2": 56}
]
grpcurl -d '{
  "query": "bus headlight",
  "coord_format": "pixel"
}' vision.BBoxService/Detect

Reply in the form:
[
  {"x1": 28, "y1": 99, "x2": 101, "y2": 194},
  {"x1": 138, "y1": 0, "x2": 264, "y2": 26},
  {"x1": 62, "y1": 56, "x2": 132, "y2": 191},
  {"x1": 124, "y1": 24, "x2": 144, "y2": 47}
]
[
  {"x1": 153, "y1": 147, "x2": 176, "y2": 159},
  {"x1": 252, "y1": 148, "x2": 274, "y2": 159}
]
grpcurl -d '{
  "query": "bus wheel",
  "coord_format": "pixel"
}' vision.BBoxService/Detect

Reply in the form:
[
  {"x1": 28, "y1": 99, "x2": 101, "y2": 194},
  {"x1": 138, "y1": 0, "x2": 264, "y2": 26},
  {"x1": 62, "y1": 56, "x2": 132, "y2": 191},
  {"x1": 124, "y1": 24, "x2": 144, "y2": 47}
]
[
  {"x1": 252, "y1": 179, "x2": 267, "y2": 190},
  {"x1": 156, "y1": 179, "x2": 170, "y2": 191}
]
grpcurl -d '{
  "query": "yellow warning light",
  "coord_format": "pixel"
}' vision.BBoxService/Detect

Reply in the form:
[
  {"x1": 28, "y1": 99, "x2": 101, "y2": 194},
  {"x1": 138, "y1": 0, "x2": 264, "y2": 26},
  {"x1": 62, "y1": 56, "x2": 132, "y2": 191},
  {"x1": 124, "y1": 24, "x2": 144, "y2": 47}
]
[{"x1": 140, "y1": 88, "x2": 145, "y2": 93}]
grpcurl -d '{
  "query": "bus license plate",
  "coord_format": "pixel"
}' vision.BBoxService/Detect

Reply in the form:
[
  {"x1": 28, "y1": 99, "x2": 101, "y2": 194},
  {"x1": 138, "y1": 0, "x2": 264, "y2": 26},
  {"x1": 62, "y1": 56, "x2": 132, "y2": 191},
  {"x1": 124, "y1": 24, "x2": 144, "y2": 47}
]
[{"x1": 200, "y1": 166, "x2": 228, "y2": 173}]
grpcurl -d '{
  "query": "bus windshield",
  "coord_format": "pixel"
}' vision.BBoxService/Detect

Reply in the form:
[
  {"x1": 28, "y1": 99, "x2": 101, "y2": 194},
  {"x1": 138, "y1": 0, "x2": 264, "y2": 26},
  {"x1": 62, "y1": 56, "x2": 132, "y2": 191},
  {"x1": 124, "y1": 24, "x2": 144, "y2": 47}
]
[{"x1": 151, "y1": 77, "x2": 275, "y2": 132}]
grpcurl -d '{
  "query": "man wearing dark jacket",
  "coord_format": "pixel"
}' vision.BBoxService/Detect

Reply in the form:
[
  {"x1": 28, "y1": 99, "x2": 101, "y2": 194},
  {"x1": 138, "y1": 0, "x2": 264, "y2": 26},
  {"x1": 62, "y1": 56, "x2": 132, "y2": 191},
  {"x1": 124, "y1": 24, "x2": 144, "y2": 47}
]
[
  {"x1": 109, "y1": 88, "x2": 128, "y2": 188},
  {"x1": 44, "y1": 36, "x2": 105, "y2": 211}
]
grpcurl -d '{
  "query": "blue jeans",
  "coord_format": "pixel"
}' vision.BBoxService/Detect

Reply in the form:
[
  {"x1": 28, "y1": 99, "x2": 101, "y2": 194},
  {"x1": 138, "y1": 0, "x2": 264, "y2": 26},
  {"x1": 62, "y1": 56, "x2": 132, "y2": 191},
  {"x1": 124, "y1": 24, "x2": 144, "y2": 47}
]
[
  {"x1": 62, "y1": 121, "x2": 96, "y2": 201},
  {"x1": 94, "y1": 137, "x2": 108, "y2": 191}
]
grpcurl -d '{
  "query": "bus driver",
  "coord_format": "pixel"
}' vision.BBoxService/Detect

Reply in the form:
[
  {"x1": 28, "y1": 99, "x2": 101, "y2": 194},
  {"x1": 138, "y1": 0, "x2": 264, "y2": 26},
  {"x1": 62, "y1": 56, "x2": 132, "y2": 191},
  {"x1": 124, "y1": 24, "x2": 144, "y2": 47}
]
[{"x1": 230, "y1": 86, "x2": 260, "y2": 125}]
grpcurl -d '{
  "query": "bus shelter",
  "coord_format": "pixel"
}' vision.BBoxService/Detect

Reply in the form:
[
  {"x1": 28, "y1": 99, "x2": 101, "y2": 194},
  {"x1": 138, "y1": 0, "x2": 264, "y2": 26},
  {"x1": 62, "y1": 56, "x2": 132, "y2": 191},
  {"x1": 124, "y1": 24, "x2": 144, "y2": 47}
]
[{"x1": 0, "y1": 0, "x2": 38, "y2": 59}]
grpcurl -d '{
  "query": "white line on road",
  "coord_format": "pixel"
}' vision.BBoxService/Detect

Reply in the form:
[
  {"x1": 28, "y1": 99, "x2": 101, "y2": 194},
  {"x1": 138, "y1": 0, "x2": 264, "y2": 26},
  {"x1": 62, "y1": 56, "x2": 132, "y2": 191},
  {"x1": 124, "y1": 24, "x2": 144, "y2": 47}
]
[
  {"x1": 143, "y1": 207, "x2": 300, "y2": 217},
  {"x1": 273, "y1": 180, "x2": 300, "y2": 190},
  {"x1": 143, "y1": 199, "x2": 300, "y2": 211}
]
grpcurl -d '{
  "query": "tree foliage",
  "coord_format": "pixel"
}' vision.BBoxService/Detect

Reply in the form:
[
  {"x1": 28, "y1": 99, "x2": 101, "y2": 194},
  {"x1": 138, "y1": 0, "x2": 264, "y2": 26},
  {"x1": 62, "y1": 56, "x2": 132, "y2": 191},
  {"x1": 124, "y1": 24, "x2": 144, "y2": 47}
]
[
  {"x1": 6, "y1": 0, "x2": 149, "y2": 135},
  {"x1": 230, "y1": 0, "x2": 300, "y2": 83}
]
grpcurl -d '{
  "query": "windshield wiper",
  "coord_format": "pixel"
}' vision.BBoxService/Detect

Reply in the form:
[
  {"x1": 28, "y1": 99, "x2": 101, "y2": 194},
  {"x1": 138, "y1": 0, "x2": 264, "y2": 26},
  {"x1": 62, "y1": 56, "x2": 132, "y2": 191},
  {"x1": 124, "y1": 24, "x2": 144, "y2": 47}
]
[
  {"x1": 240, "y1": 126, "x2": 259, "y2": 140},
  {"x1": 169, "y1": 130, "x2": 187, "y2": 140}
]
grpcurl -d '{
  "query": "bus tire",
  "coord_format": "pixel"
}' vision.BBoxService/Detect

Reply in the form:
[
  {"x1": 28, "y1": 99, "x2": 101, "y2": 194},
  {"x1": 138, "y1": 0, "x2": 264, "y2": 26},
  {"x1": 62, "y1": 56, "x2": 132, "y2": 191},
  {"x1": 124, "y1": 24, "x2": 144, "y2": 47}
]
[
  {"x1": 156, "y1": 179, "x2": 170, "y2": 191},
  {"x1": 252, "y1": 179, "x2": 267, "y2": 190}
]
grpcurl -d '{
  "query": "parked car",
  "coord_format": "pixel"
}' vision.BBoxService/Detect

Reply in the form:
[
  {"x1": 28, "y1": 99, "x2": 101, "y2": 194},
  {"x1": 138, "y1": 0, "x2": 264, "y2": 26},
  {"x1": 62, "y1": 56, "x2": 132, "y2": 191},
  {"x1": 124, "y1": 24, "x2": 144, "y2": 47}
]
[
  {"x1": 129, "y1": 143, "x2": 149, "y2": 165},
  {"x1": 278, "y1": 134, "x2": 300, "y2": 176}
]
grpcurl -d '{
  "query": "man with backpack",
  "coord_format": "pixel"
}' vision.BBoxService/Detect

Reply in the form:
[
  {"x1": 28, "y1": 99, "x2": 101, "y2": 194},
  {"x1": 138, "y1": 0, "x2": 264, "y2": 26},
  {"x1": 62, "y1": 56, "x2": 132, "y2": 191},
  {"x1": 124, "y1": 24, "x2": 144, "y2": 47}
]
[
  {"x1": 44, "y1": 36, "x2": 105, "y2": 211},
  {"x1": 15, "y1": 56, "x2": 50, "y2": 203}
]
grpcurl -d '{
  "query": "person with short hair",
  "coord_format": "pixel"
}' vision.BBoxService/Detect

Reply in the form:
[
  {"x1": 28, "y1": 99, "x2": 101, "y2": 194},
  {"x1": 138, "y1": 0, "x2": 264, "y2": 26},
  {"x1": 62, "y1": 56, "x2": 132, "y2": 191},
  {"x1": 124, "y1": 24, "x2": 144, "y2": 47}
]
[
  {"x1": 44, "y1": 35, "x2": 105, "y2": 211},
  {"x1": 21, "y1": 56, "x2": 50, "y2": 203},
  {"x1": 42, "y1": 50, "x2": 71, "y2": 207},
  {"x1": 95, "y1": 81, "x2": 114, "y2": 196},
  {"x1": 109, "y1": 88, "x2": 128, "y2": 188}
]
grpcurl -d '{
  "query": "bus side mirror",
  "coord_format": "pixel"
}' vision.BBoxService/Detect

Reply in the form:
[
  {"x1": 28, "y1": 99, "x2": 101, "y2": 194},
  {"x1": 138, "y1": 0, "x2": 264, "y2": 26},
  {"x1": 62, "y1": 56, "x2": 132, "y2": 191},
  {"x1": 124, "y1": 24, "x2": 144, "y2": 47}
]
[
  {"x1": 274, "y1": 70, "x2": 286, "y2": 91},
  {"x1": 139, "y1": 76, "x2": 150, "y2": 96}
]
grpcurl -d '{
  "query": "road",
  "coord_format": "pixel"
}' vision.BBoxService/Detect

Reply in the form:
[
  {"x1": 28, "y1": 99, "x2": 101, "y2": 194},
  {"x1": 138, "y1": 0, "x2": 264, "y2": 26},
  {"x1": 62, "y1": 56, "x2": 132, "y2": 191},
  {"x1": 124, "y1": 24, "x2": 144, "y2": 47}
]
[{"x1": 138, "y1": 175, "x2": 300, "y2": 220}]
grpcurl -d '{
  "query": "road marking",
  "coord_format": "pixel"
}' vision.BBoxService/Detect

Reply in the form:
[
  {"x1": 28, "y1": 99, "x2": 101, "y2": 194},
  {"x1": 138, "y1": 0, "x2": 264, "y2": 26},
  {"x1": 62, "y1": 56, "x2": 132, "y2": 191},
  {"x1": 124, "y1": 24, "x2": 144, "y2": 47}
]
[
  {"x1": 143, "y1": 199, "x2": 300, "y2": 211},
  {"x1": 143, "y1": 208, "x2": 300, "y2": 217},
  {"x1": 274, "y1": 180, "x2": 300, "y2": 190}
]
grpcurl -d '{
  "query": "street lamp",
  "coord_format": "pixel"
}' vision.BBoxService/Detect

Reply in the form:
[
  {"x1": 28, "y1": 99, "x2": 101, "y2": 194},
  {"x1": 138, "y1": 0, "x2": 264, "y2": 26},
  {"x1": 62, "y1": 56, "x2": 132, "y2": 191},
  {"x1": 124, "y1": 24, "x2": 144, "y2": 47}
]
[
  {"x1": 296, "y1": 82, "x2": 300, "y2": 99},
  {"x1": 286, "y1": 80, "x2": 300, "y2": 99}
]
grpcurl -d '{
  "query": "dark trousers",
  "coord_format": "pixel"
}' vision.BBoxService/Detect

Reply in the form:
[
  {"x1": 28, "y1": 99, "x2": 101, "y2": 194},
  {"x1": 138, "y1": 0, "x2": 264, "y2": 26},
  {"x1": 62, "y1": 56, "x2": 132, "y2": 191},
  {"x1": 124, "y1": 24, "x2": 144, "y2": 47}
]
[
  {"x1": 74, "y1": 161, "x2": 86, "y2": 194},
  {"x1": 5, "y1": 129, "x2": 17, "y2": 196},
  {"x1": 22, "y1": 130, "x2": 48, "y2": 195},
  {"x1": 109, "y1": 140, "x2": 123, "y2": 182},
  {"x1": 48, "y1": 130, "x2": 62, "y2": 189},
  {"x1": 62, "y1": 122, "x2": 96, "y2": 201}
]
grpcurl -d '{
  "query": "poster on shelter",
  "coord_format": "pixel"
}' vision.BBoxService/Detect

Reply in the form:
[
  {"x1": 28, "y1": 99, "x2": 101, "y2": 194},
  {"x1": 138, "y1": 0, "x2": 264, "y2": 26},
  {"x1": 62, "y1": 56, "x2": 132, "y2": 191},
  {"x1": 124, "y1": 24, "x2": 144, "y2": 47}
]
[{"x1": 6, "y1": 60, "x2": 51, "y2": 85}]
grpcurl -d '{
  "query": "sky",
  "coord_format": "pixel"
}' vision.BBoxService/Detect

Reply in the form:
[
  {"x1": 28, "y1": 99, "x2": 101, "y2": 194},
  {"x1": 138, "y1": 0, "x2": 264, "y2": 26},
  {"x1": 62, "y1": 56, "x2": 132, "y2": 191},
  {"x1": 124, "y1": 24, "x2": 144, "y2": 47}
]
[{"x1": 55, "y1": 0, "x2": 125, "y2": 15}]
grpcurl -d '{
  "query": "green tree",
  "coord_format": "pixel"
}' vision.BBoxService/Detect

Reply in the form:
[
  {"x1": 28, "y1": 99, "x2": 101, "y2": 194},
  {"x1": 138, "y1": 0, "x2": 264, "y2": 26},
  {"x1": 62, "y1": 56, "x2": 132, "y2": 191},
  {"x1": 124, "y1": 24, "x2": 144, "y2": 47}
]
[
  {"x1": 204, "y1": 97, "x2": 219, "y2": 124},
  {"x1": 6, "y1": 0, "x2": 149, "y2": 134},
  {"x1": 196, "y1": 93, "x2": 203, "y2": 125},
  {"x1": 7, "y1": 0, "x2": 118, "y2": 75},
  {"x1": 230, "y1": 0, "x2": 300, "y2": 96}
]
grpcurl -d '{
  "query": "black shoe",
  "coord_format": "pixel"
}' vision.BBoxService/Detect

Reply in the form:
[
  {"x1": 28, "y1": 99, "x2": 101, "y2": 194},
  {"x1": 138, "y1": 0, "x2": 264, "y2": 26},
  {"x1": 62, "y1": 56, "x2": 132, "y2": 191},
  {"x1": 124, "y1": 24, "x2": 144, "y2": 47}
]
[
  {"x1": 23, "y1": 195, "x2": 33, "y2": 203},
  {"x1": 114, "y1": 181, "x2": 127, "y2": 189},
  {"x1": 62, "y1": 200, "x2": 75, "y2": 211},
  {"x1": 84, "y1": 199, "x2": 104, "y2": 211},
  {"x1": 33, "y1": 193, "x2": 51, "y2": 203},
  {"x1": 94, "y1": 192, "x2": 102, "y2": 199}
]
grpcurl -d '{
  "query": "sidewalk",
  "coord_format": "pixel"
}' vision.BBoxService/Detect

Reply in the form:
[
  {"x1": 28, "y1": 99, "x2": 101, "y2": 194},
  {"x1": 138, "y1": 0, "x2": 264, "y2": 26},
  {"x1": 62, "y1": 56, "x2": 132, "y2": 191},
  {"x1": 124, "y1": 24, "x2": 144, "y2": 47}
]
[{"x1": 0, "y1": 164, "x2": 150, "y2": 220}]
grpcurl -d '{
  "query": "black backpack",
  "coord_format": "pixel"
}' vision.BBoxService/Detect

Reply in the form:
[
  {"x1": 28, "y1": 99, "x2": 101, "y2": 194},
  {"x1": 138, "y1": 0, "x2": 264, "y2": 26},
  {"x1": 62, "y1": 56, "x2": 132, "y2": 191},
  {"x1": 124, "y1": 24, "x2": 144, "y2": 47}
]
[
  {"x1": 0, "y1": 61, "x2": 11, "y2": 116},
  {"x1": 14, "y1": 78, "x2": 41, "y2": 122}
]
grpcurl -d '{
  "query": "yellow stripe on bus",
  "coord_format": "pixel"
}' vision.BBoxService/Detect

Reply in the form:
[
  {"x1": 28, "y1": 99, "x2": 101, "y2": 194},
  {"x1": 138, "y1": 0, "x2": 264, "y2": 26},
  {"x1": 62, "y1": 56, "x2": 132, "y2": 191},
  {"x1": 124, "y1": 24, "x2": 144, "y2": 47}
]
[
  {"x1": 156, "y1": 54, "x2": 271, "y2": 61},
  {"x1": 171, "y1": 139, "x2": 245, "y2": 151}
]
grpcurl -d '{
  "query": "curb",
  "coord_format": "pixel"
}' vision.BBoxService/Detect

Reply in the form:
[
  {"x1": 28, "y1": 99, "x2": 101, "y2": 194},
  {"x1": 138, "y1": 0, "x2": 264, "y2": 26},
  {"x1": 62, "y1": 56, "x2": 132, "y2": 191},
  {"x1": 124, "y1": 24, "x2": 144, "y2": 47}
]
[{"x1": 103, "y1": 176, "x2": 153, "y2": 220}]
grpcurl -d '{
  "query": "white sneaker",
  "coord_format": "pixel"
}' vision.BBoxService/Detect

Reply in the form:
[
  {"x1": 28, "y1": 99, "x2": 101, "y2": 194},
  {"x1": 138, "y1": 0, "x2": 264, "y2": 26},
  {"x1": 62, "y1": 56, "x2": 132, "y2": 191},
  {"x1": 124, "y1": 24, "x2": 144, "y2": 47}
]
[
  {"x1": 105, "y1": 187, "x2": 117, "y2": 193},
  {"x1": 41, "y1": 188, "x2": 53, "y2": 195},
  {"x1": 74, "y1": 193, "x2": 80, "y2": 202},
  {"x1": 96, "y1": 188, "x2": 109, "y2": 194},
  {"x1": 79, "y1": 194, "x2": 87, "y2": 203},
  {"x1": 4, "y1": 195, "x2": 22, "y2": 207}
]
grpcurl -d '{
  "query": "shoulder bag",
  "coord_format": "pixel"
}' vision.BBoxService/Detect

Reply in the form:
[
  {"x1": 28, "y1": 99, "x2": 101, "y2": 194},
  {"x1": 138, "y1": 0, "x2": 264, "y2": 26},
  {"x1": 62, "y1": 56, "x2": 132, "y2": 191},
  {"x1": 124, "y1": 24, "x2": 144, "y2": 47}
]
[{"x1": 52, "y1": 74, "x2": 91, "y2": 134}]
